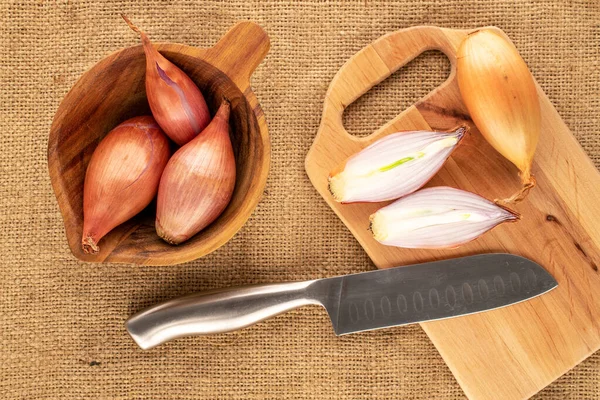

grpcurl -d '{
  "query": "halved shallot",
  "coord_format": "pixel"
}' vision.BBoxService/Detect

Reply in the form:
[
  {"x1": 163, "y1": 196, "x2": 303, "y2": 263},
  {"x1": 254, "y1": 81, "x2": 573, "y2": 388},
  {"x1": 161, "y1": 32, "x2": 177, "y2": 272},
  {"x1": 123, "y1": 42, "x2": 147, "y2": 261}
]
[
  {"x1": 329, "y1": 127, "x2": 466, "y2": 203},
  {"x1": 369, "y1": 186, "x2": 519, "y2": 249}
]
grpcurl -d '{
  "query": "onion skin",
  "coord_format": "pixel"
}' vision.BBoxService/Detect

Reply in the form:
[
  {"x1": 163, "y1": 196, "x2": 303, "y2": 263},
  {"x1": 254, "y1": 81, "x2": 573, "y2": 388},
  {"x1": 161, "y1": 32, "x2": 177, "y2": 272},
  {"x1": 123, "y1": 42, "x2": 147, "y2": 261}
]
[
  {"x1": 156, "y1": 100, "x2": 236, "y2": 245},
  {"x1": 82, "y1": 116, "x2": 170, "y2": 254},
  {"x1": 122, "y1": 15, "x2": 210, "y2": 146},
  {"x1": 457, "y1": 30, "x2": 540, "y2": 202}
]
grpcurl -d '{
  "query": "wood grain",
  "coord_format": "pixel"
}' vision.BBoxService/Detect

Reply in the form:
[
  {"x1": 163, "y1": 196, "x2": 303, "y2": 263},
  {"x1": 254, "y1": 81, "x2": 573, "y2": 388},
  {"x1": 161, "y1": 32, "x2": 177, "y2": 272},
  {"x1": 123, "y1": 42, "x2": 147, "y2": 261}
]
[
  {"x1": 305, "y1": 25, "x2": 600, "y2": 400},
  {"x1": 48, "y1": 22, "x2": 271, "y2": 265}
]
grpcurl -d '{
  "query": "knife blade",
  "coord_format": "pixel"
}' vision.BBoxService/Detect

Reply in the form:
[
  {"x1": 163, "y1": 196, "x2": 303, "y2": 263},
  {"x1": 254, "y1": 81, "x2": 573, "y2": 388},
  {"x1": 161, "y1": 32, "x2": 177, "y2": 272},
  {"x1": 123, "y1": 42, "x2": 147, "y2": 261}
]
[{"x1": 126, "y1": 253, "x2": 557, "y2": 349}]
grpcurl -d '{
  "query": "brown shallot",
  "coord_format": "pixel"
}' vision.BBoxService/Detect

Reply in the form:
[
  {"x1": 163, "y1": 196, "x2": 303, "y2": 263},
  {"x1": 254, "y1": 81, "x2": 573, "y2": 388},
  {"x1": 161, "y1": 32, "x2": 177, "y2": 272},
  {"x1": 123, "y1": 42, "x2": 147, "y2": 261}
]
[
  {"x1": 82, "y1": 116, "x2": 170, "y2": 253},
  {"x1": 122, "y1": 14, "x2": 211, "y2": 145},
  {"x1": 156, "y1": 99, "x2": 236, "y2": 245}
]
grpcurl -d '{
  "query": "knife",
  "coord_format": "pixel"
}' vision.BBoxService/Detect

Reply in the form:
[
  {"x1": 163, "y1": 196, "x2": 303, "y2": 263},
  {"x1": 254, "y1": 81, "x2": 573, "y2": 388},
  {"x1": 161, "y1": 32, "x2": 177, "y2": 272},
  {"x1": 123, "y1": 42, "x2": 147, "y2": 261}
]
[{"x1": 126, "y1": 253, "x2": 557, "y2": 349}]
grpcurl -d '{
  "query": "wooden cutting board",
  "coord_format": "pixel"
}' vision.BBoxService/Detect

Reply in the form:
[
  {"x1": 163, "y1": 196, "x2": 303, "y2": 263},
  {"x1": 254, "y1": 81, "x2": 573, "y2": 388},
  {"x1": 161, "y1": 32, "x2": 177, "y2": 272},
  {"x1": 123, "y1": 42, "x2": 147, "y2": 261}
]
[{"x1": 305, "y1": 25, "x2": 600, "y2": 400}]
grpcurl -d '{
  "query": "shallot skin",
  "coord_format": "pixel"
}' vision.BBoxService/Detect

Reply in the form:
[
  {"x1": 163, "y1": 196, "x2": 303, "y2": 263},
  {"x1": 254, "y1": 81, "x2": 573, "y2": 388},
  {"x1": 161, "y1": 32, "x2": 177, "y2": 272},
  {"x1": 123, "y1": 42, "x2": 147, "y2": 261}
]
[
  {"x1": 156, "y1": 100, "x2": 236, "y2": 245},
  {"x1": 82, "y1": 116, "x2": 170, "y2": 254}
]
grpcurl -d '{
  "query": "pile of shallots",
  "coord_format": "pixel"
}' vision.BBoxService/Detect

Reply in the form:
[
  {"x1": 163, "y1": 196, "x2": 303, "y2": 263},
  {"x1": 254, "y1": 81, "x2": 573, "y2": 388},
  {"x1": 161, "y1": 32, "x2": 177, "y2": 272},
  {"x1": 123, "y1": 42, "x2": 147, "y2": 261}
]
[
  {"x1": 329, "y1": 30, "x2": 541, "y2": 249},
  {"x1": 82, "y1": 16, "x2": 235, "y2": 254}
]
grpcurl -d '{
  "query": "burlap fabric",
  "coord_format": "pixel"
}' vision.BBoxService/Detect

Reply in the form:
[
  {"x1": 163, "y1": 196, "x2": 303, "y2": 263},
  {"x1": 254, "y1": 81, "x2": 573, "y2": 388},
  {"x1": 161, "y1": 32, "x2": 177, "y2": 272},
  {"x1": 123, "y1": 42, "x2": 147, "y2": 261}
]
[{"x1": 1, "y1": 0, "x2": 599, "y2": 398}]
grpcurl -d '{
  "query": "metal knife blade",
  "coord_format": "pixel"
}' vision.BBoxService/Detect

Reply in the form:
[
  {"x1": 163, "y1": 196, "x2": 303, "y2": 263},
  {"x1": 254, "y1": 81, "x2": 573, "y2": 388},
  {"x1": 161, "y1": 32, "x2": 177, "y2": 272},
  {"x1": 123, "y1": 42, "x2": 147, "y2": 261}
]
[
  {"x1": 319, "y1": 253, "x2": 557, "y2": 335},
  {"x1": 126, "y1": 253, "x2": 557, "y2": 349}
]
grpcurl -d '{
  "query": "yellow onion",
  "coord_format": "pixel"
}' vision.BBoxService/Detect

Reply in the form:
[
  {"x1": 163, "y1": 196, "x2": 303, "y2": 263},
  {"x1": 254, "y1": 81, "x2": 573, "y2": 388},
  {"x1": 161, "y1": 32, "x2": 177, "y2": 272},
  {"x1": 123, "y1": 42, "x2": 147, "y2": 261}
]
[
  {"x1": 122, "y1": 15, "x2": 210, "y2": 146},
  {"x1": 457, "y1": 30, "x2": 540, "y2": 203},
  {"x1": 82, "y1": 116, "x2": 170, "y2": 253},
  {"x1": 156, "y1": 100, "x2": 236, "y2": 245}
]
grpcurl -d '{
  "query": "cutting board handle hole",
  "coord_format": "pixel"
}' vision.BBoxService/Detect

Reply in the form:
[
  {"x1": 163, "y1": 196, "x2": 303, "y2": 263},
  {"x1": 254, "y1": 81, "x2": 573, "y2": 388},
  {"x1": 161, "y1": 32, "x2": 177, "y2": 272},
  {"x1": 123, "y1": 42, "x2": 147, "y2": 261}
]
[{"x1": 342, "y1": 50, "x2": 450, "y2": 138}]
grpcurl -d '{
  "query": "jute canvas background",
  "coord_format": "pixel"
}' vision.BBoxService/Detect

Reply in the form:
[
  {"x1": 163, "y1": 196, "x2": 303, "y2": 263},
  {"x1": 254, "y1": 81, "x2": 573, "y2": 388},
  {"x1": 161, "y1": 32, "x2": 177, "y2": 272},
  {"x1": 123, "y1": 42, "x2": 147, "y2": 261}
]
[{"x1": 1, "y1": 0, "x2": 599, "y2": 398}]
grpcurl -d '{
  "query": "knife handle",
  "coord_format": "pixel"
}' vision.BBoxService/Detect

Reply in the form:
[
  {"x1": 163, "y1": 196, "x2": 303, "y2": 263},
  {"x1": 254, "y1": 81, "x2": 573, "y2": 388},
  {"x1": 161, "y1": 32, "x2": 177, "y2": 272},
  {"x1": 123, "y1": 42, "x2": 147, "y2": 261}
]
[{"x1": 126, "y1": 280, "x2": 321, "y2": 350}]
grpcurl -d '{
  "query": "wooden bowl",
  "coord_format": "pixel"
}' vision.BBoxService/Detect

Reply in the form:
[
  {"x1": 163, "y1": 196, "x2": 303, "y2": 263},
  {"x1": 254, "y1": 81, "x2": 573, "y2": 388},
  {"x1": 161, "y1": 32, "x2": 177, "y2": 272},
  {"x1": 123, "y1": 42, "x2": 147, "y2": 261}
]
[{"x1": 48, "y1": 22, "x2": 270, "y2": 265}]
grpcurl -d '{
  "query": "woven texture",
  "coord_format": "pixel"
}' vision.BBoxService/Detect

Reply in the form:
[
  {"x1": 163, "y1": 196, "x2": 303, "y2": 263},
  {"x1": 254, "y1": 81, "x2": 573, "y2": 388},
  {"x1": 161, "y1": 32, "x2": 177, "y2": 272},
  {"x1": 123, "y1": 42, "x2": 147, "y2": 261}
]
[{"x1": 1, "y1": 0, "x2": 599, "y2": 398}]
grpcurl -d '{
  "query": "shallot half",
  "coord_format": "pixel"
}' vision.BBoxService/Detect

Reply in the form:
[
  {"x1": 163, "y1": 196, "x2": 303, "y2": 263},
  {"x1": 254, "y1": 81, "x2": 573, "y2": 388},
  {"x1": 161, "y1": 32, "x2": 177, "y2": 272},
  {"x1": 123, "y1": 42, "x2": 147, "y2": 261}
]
[
  {"x1": 82, "y1": 116, "x2": 170, "y2": 253},
  {"x1": 369, "y1": 186, "x2": 519, "y2": 249}
]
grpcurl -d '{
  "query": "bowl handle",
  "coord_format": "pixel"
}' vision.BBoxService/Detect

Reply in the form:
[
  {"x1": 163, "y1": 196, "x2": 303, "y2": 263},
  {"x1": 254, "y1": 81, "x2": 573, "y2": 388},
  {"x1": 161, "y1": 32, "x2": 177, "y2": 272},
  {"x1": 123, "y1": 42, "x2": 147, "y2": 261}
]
[{"x1": 205, "y1": 22, "x2": 270, "y2": 90}]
